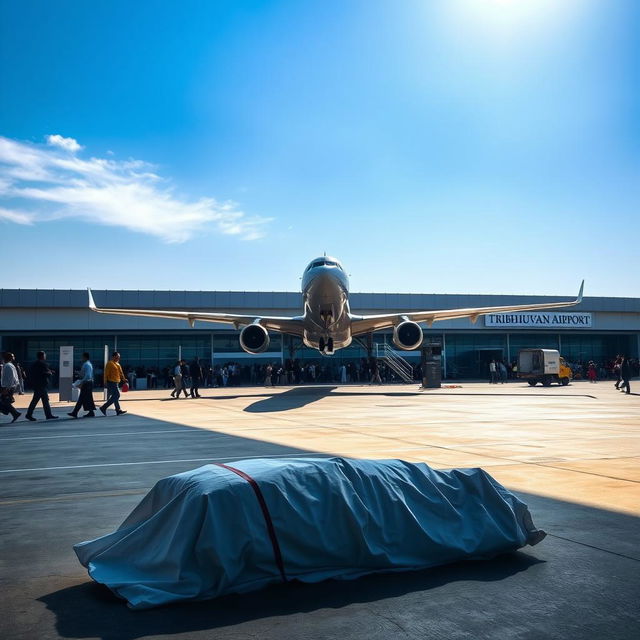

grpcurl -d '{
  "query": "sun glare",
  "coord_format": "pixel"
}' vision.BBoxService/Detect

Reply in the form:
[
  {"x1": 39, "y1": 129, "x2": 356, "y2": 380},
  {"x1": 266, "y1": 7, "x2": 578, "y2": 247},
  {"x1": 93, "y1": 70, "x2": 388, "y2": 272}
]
[
  {"x1": 450, "y1": 0, "x2": 583, "y2": 32},
  {"x1": 434, "y1": 0, "x2": 587, "y2": 52}
]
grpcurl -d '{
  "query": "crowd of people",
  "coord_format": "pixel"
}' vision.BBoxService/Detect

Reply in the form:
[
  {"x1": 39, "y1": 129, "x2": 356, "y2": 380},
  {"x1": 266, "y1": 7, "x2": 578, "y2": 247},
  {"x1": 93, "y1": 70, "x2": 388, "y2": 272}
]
[
  {"x1": 488, "y1": 359, "x2": 511, "y2": 383},
  {"x1": 600, "y1": 355, "x2": 635, "y2": 394},
  {"x1": 0, "y1": 350, "x2": 133, "y2": 423},
  {"x1": 159, "y1": 357, "x2": 421, "y2": 397},
  {"x1": 486, "y1": 355, "x2": 638, "y2": 389},
  {"x1": 2, "y1": 350, "x2": 637, "y2": 423},
  {"x1": 565, "y1": 356, "x2": 639, "y2": 384}
]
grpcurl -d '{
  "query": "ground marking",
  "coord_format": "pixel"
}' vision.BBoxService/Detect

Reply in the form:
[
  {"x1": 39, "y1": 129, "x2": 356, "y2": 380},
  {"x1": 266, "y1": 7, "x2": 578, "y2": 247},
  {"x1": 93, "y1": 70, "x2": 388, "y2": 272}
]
[{"x1": 548, "y1": 534, "x2": 640, "y2": 563}]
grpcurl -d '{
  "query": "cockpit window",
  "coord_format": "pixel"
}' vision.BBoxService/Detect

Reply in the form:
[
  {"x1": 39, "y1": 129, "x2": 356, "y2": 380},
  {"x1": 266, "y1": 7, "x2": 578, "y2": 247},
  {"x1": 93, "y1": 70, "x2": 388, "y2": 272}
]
[{"x1": 306, "y1": 260, "x2": 343, "y2": 271}]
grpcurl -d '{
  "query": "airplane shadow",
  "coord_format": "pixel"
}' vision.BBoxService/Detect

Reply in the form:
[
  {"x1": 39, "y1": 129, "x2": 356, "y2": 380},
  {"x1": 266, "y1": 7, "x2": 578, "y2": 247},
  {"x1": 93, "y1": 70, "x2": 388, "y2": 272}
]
[
  {"x1": 109, "y1": 386, "x2": 599, "y2": 412},
  {"x1": 241, "y1": 386, "x2": 597, "y2": 413},
  {"x1": 243, "y1": 386, "x2": 338, "y2": 412},
  {"x1": 38, "y1": 551, "x2": 542, "y2": 640}
]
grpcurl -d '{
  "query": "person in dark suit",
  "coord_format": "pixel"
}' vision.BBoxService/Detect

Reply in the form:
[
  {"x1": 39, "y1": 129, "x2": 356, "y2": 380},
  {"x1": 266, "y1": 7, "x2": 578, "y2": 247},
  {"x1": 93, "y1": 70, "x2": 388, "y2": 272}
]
[
  {"x1": 190, "y1": 357, "x2": 202, "y2": 398},
  {"x1": 25, "y1": 351, "x2": 58, "y2": 421},
  {"x1": 619, "y1": 356, "x2": 632, "y2": 394}
]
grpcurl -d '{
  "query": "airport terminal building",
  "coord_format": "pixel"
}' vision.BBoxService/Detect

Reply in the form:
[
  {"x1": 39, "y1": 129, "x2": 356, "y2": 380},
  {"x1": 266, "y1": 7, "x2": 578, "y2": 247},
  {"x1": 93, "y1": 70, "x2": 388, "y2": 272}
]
[{"x1": 1, "y1": 288, "x2": 638, "y2": 380}]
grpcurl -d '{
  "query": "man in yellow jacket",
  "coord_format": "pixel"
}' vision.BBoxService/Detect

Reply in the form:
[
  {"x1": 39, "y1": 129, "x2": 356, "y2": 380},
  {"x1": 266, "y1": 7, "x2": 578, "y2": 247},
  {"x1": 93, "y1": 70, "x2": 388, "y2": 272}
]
[{"x1": 100, "y1": 352, "x2": 127, "y2": 416}]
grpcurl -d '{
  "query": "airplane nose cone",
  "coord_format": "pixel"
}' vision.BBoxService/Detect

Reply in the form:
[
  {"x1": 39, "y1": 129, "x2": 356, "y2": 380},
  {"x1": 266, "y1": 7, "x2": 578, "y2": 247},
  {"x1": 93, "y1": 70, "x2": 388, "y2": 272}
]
[
  {"x1": 310, "y1": 271, "x2": 342, "y2": 301},
  {"x1": 315, "y1": 269, "x2": 340, "y2": 287}
]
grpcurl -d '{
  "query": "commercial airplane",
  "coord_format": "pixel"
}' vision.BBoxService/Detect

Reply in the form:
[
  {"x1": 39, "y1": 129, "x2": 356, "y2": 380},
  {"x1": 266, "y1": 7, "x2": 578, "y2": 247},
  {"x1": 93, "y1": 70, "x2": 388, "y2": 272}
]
[{"x1": 88, "y1": 256, "x2": 584, "y2": 355}]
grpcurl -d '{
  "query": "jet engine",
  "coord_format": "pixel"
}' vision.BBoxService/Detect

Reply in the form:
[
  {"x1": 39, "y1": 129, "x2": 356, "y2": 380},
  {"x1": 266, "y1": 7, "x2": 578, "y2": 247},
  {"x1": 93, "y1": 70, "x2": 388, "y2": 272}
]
[
  {"x1": 392, "y1": 320, "x2": 423, "y2": 351},
  {"x1": 239, "y1": 324, "x2": 270, "y2": 354}
]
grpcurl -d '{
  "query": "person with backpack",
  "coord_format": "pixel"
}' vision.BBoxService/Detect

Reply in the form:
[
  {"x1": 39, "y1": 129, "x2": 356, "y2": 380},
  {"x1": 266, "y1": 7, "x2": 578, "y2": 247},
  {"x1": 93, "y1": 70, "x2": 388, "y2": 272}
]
[
  {"x1": 25, "y1": 351, "x2": 58, "y2": 421},
  {"x1": 1, "y1": 352, "x2": 21, "y2": 423}
]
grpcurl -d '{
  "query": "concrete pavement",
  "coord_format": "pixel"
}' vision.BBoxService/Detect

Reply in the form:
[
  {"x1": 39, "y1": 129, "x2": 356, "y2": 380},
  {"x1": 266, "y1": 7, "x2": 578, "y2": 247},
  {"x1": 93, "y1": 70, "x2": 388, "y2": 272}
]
[{"x1": 1, "y1": 381, "x2": 638, "y2": 639}]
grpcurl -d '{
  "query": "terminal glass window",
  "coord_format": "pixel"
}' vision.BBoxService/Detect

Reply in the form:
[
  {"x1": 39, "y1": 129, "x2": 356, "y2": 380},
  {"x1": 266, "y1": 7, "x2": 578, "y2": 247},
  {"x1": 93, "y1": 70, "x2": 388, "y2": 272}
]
[
  {"x1": 116, "y1": 335, "x2": 212, "y2": 372},
  {"x1": 509, "y1": 334, "x2": 559, "y2": 357},
  {"x1": 444, "y1": 334, "x2": 506, "y2": 379},
  {"x1": 19, "y1": 336, "x2": 115, "y2": 372},
  {"x1": 560, "y1": 334, "x2": 634, "y2": 365}
]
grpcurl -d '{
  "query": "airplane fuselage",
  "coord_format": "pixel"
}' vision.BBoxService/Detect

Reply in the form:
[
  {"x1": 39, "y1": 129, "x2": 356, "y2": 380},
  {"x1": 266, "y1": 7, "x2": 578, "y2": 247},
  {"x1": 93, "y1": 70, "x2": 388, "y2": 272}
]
[{"x1": 300, "y1": 257, "x2": 352, "y2": 353}]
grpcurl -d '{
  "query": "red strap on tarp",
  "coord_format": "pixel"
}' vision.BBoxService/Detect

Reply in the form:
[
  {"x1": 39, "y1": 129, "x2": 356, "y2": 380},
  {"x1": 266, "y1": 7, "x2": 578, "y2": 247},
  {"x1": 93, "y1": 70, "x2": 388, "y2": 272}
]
[{"x1": 214, "y1": 463, "x2": 288, "y2": 583}]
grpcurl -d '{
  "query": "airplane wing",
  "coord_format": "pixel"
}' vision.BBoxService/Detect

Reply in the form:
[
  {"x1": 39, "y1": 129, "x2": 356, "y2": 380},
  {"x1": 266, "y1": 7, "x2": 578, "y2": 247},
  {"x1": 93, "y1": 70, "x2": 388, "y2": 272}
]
[
  {"x1": 87, "y1": 289, "x2": 305, "y2": 336},
  {"x1": 350, "y1": 281, "x2": 584, "y2": 336}
]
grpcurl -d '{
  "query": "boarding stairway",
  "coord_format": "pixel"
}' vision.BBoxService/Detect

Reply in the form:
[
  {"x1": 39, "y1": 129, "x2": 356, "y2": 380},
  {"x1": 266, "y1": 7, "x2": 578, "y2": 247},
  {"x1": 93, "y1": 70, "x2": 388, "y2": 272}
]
[{"x1": 375, "y1": 343, "x2": 414, "y2": 383}]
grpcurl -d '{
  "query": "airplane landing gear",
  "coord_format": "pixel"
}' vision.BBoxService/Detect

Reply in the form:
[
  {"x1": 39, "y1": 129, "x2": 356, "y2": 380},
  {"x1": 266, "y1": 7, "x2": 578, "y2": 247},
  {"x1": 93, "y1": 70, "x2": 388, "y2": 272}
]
[{"x1": 318, "y1": 336, "x2": 334, "y2": 354}]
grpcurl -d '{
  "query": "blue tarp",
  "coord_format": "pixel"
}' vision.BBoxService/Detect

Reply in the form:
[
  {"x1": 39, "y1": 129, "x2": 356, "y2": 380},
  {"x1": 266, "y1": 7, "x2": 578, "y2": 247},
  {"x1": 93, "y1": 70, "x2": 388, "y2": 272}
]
[{"x1": 74, "y1": 457, "x2": 545, "y2": 609}]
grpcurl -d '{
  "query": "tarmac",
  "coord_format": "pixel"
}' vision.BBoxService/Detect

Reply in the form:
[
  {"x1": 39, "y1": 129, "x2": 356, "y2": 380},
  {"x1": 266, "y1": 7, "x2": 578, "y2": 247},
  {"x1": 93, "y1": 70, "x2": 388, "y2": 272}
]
[{"x1": 1, "y1": 380, "x2": 638, "y2": 640}]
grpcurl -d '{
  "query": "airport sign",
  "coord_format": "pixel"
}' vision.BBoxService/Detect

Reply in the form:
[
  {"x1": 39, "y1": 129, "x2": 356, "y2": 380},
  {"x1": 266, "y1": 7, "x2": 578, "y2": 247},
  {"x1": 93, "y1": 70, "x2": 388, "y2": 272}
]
[{"x1": 485, "y1": 312, "x2": 592, "y2": 328}]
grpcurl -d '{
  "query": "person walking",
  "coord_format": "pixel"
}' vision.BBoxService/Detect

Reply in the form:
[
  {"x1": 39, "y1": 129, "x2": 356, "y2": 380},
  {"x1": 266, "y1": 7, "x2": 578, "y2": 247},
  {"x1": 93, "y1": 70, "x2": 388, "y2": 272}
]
[
  {"x1": 170, "y1": 361, "x2": 182, "y2": 397},
  {"x1": 170, "y1": 360, "x2": 189, "y2": 398},
  {"x1": 619, "y1": 356, "x2": 632, "y2": 395},
  {"x1": 68, "y1": 352, "x2": 96, "y2": 418},
  {"x1": 180, "y1": 360, "x2": 191, "y2": 397},
  {"x1": 100, "y1": 352, "x2": 127, "y2": 416},
  {"x1": 25, "y1": 351, "x2": 58, "y2": 421},
  {"x1": 1, "y1": 352, "x2": 22, "y2": 423},
  {"x1": 13, "y1": 358, "x2": 26, "y2": 395},
  {"x1": 498, "y1": 361, "x2": 507, "y2": 384},
  {"x1": 190, "y1": 357, "x2": 202, "y2": 398},
  {"x1": 370, "y1": 358, "x2": 382, "y2": 385},
  {"x1": 613, "y1": 356, "x2": 622, "y2": 389},
  {"x1": 489, "y1": 360, "x2": 497, "y2": 384},
  {"x1": 264, "y1": 363, "x2": 273, "y2": 387}
]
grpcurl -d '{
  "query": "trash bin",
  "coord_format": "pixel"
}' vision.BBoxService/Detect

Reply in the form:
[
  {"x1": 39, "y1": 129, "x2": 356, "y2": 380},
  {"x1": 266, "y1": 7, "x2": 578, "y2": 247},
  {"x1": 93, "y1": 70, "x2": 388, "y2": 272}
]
[{"x1": 422, "y1": 344, "x2": 442, "y2": 389}]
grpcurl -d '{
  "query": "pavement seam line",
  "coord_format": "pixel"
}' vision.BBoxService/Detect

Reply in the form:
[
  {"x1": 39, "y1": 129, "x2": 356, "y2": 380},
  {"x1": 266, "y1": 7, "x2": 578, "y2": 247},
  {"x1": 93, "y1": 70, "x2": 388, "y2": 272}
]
[
  {"x1": 282, "y1": 421, "x2": 640, "y2": 484},
  {"x1": 547, "y1": 533, "x2": 640, "y2": 563}
]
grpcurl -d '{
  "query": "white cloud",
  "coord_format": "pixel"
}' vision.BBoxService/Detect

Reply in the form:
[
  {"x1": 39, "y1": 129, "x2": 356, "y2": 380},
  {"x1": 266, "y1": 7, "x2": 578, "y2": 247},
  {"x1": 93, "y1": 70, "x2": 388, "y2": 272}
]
[
  {"x1": 0, "y1": 135, "x2": 270, "y2": 243},
  {"x1": 46, "y1": 134, "x2": 83, "y2": 153},
  {"x1": 0, "y1": 206, "x2": 34, "y2": 225}
]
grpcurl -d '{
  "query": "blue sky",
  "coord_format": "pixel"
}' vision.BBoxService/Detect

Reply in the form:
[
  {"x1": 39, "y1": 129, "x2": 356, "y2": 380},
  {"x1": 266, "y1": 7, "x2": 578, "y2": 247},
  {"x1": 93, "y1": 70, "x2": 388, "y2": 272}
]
[{"x1": 1, "y1": 0, "x2": 638, "y2": 297}]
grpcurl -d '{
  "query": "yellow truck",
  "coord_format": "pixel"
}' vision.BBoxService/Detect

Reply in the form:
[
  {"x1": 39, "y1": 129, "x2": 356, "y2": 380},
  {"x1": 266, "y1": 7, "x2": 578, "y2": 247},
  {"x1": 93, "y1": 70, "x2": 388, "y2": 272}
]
[{"x1": 517, "y1": 349, "x2": 572, "y2": 387}]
